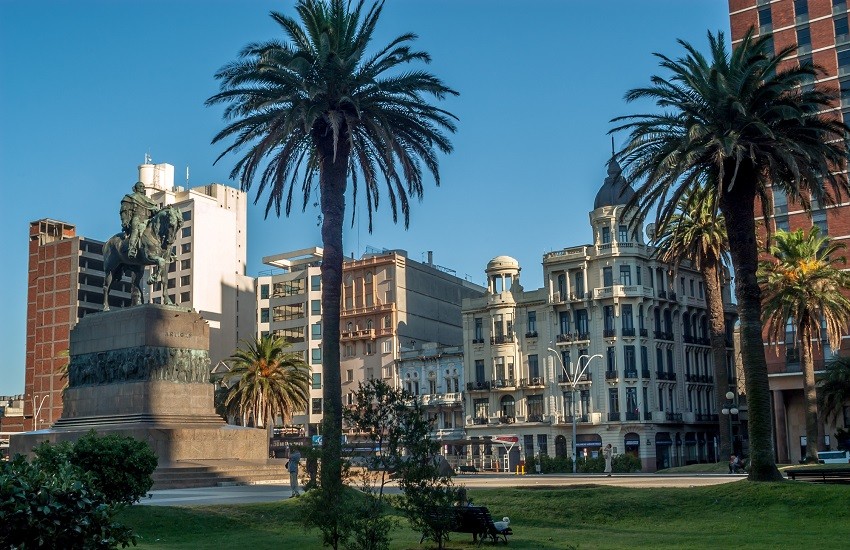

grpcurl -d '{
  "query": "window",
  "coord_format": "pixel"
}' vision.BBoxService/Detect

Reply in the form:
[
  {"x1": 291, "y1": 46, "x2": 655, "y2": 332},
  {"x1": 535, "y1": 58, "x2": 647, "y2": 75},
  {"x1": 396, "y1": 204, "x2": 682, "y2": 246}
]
[
  {"x1": 624, "y1": 345, "x2": 636, "y2": 373},
  {"x1": 638, "y1": 305, "x2": 645, "y2": 329},
  {"x1": 622, "y1": 304, "x2": 634, "y2": 331},
  {"x1": 260, "y1": 284, "x2": 269, "y2": 299},
  {"x1": 689, "y1": 279, "x2": 695, "y2": 297},
  {"x1": 607, "y1": 346, "x2": 616, "y2": 373},
  {"x1": 475, "y1": 360, "x2": 485, "y2": 383},
  {"x1": 604, "y1": 306, "x2": 615, "y2": 332},
  {"x1": 840, "y1": 48, "x2": 850, "y2": 77},
  {"x1": 312, "y1": 373, "x2": 322, "y2": 389},
  {"x1": 618, "y1": 224, "x2": 629, "y2": 243},
  {"x1": 312, "y1": 398, "x2": 322, "y2": 414},
  {"x1": 627, "y1": 387, "x2": 638, "y2": 417},
  {"x1": 813, "y1": 210, "x2": 828, "y2": 234},
  {"x1": 636, "y1": 266, "x2": 642, "y2": 286},
  {"x1": 795, "y1": 0, "x2": 809, "y2": 20},
  {"x1": 837, "y1": 15, "x2": 850, "y2": 42},
  {"x1": 656, "y1": 348, "x2": 664, "y2": 373},
  {"x1": 310, "y1": 299, "x2": 321, "y2": 315},
  {"x1": 641, "y1": 346, "x2": 649, "y2": 373},
  {"x1": 383, "y1": 340, "x2": 392, "y2": 353},
  {"x1": 575, "y1": 310, "x2": 589, "y2": 334},
  {"x1": 603, "y1": 267, "x2": 613, "y2": 287},
  {"x1": 181, "y1": 275, "x2": 190, "y2": 286},
  {"x1": 344, "y1": 344, "x2": 354, "y2": 358},
  {"x1": 698, "y1": 282, "x2": 704, "y2": 299},
  {"x1": 272, "y1": 303, "x2": 305, "y2": 321},
  {"x1": 181, "y1": 259, "x2": 191, "y2": 270},
  {"x1": 260, "y1": 308, "x2": 269, "y2": 323},
  {"x1": 609, "y1": 388, "x2": 620, "y2": 413},
  {"x1": 556, "y1": 273, "x2": 567, "y2": 299},
  {"x1": 474, "y1": 317, "x2": 484, "y2": 340},
  {"x1": 181, "y1": 243, "x2": 191, "y2": 254},
  {"x1": 495, "y1": 357, "x2": 505, "y2": 380},
  {"x1": 181, "y1": 210, "x2": 192, "y2": 221},
  {"x1": 559, "y1": 311, "x2": 570, "y2": 334},
  {"x1": 758, "y1": 5, "x2": 772, "y2": 30},
  {"x1": 619, "y1": 265, "x2": 632, "y2": 285},
  {"x1": 527, "y1": 395, "x2": 544, "y2": 419},
  {"x1": 474, "y1": 398, "x2": 489, "y2": 419},
  {"x1": 601, "y1": 226, "x2": 611, "y2": 244},
  {"x1": 181, "y1": 226, "x2": 191, "y2": 238},
  {"x1": 667, "y1": 348, "x2": 674, "y2": 374},
  {"x1": 311, "y1": 323, "x2": 321, "y2": 338},
  {"x1": 180, "y1": 291, "x2": 190, "y2": 303},
  {"x1": 346, "y1": 369, "x2": 354, "y2": 383},
  {"x1": 537, "y1": 434, "x2": 548, "y2": 456},
  {"x1": 311, "y1": 275, "x2": 321, "y2": 291},
  {"x1": 312, "y1": 348, "x2": 322, "y2": 365},
  {"x1": 167, "y1": 278, "x2": 176, "y2": 289},
  {"x1": 528, "y1": 354, "x2": 540, "y2": 378},
  {"x1": 574, "y1": 271, "x2": 585, "y2": 297},
  {"x1": 275, "y1": 326, "x2": 305, "y2": 344},
  {"x1": 273, "y1": 279, "x2": 306, "y2": 297},
  {"x1": 365, "y1": 342, "x2": 374, "y2": 355},
  {"x1": 500, "y1": 395, "x2": 515, "y2": 418},
  {"x1": 168, "y1": 263, "x2": 176, "y2": 273},
  {"x1": 527, "y1": 311, "x2": 537, "y2": 333},
  {"x1": 797, "y1": 25, "x2": 811, "y2": 51}
]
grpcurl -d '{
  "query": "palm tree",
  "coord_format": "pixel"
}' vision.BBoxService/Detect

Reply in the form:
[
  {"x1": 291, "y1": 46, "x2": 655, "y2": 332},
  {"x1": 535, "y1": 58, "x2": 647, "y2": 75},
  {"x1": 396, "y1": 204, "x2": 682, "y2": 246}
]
[
  {"x1": 759, "y1": 227, "x2": 850, "y2": 461},
  {"x1": 206, "y1": 0, "x2": 457, "y2": 494},
  {"x1": 653, "y1": 183, "x2": 735, "y2": 459},
  {"x1": 222, "y1": 335, "x2": 311, "y2": 430},
  {"x1": 819, "y1": 357, "x2": 850, "y2": 427},
  {"x1": 612, "y1": 29, "x2": 849, "y2": 480}
]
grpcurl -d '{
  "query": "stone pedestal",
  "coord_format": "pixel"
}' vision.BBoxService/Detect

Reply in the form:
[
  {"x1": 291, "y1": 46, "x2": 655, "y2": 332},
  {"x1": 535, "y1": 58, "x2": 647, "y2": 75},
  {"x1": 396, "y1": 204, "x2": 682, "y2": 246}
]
[{"x1": 11, "y1": 304, "x2": 266, "y2": 463}]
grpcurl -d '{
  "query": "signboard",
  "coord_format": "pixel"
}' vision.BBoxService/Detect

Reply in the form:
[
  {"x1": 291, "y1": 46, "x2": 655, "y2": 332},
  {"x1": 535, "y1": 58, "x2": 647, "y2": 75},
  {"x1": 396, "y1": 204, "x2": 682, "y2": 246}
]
[
  {"x1": 491, "y1": 435, "x2": 519, "y2": 445},
  {"x1": 312, "y1": 435, "x2": 323, "y2": 447}
]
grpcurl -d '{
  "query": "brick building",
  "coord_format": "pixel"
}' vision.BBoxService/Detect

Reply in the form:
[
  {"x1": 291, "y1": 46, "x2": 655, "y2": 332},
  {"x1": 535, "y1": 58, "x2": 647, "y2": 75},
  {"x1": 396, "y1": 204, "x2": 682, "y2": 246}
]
[{"x1": 729, "y1": 0, "x2": 850, "y2": 462}]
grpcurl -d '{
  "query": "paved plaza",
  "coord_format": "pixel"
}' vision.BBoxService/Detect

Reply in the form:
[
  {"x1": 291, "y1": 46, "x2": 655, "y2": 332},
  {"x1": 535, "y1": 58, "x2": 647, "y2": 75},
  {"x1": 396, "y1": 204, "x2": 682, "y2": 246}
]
[{"x1": 140, "y1": 473, "x2": 746, "y2": 507}]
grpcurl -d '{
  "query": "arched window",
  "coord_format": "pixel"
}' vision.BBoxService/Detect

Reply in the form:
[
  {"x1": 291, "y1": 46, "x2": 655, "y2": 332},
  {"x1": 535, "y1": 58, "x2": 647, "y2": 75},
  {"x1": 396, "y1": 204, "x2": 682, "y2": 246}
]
[
  {"x1": 365, "y1": 271, "x2": 373, "y2": 283},
  {"x1": 500, "y1": 395, "x2": 516, "y2": 419},
  {"x1": 366, "y1": 319, "x2": 373, "y2": 330}
]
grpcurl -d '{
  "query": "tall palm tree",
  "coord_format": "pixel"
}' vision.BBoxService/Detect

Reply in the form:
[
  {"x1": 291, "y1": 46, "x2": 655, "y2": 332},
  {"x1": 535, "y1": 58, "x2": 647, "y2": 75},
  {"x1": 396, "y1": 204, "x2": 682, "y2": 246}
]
[
  {"x1": 206, "y1": 0, "x2": 457, "y2": 494},
  {"x1": 612, "y1": 29, "x2": 849, "y2": 480},
  {"x1": 759, "y1": 227, "x2": 850, "y2": 461},
  {"x1": 653, "y1": 183, "x2": 735, "y2": 459},
  {"x1": 819, "y1": 356, "x2": 850, "y2": 427},
  {"x1": 222, "y1": 335, "x2": 311, "y2": 430}
]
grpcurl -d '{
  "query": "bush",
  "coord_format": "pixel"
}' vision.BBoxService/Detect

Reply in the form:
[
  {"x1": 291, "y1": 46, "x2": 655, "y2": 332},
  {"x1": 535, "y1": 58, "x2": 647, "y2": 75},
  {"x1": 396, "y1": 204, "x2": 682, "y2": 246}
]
[
  {"x1": 35, "y1": 431, "x2": 157, "y2": 505},
  {"x1": 0, "y1": 456, "x2": 136, "y2": 549}
]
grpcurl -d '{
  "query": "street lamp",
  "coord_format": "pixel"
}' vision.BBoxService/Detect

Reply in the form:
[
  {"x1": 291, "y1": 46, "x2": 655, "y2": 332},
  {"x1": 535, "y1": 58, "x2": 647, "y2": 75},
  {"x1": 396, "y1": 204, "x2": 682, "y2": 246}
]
[
  {"x1": 548, "y1": 348, "x2": 602, "y2": 474},
  {"x1": 32, "y1": 394, "x2": 49, "y2": 431},
  {"x1": 720, "y1": 391, "x2": 738, "y2": 459}
]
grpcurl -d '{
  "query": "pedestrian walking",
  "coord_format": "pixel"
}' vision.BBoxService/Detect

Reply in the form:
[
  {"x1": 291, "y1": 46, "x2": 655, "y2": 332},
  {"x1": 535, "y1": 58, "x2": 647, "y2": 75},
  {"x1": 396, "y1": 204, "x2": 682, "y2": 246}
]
[{"x1": 287, "y1": 449, "x2": 301, "y2": 497}]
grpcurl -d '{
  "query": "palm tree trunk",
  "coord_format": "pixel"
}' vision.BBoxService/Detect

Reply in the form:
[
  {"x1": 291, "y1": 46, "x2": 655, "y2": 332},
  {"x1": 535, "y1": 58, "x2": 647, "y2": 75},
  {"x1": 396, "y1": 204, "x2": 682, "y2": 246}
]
[
  {"x1": 702, "y1": 260, "x2": 732, "y2": 461},
  {"x1": 719, "y1": 169, "x2": 783, "y2": 481},
  {"x1": 799, "y1": 320, "x2": 820, "y2": 461},
  {"x1": 317, "y1": 129, "x2": 351, "y2": 497}
]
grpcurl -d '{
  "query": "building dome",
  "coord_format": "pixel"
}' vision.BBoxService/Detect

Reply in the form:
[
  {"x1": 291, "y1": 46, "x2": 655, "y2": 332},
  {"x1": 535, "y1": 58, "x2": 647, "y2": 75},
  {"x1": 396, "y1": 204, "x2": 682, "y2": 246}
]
[
  {"x1": 486, "y1": 255, "x2": 520, "y2": 272},
  {"x1": 593, "y1": 157, "x2": 636, "y2": 210}
]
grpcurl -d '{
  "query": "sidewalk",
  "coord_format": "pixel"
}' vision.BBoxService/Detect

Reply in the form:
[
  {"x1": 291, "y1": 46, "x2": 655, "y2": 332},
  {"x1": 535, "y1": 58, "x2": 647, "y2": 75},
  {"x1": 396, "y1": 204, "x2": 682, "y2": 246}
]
[{"x1": 140, "y1": 483, "x2": 293, "y2": 507}]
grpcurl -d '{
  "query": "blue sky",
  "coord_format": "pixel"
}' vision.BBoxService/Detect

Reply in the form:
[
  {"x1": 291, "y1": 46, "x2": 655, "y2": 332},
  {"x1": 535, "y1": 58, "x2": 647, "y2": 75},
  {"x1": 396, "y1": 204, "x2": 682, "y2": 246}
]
[{"x1": 0, "y1": 0, "x2": 731, "y2": 395}]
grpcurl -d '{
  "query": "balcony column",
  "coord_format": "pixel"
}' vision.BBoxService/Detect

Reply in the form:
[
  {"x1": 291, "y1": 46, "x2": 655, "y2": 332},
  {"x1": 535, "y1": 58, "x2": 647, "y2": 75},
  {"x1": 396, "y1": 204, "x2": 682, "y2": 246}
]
[{"x1": 772, "y1": 389, "x2": 789, "y2": 463}]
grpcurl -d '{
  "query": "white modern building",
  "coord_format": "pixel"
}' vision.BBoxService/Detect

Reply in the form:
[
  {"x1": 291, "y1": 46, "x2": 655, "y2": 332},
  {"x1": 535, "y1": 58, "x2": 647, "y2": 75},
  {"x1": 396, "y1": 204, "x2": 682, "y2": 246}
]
[
  {"x1": 140, "y1": 161, "x2": 256, "y2": 366},
  {"x1": 462, "y1": 157, "x2": 738, "y2": 472}
]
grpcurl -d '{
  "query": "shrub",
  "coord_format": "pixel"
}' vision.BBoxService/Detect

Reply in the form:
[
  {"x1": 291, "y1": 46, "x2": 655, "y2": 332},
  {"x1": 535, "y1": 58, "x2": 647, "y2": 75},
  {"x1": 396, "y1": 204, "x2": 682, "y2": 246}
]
[
  {"x1": 35, "y1": 431, "x2": 157, "y2": 505},
  {"x1": 0, "y1": 456, "x2": 136, "y2": 549}
]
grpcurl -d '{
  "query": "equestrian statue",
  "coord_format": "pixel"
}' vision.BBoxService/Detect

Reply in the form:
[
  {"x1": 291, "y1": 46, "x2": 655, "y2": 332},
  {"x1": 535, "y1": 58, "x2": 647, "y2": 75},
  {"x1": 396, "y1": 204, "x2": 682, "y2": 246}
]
[{"x1": 102, "y1": 181, "x2": 183, "y2": 310}]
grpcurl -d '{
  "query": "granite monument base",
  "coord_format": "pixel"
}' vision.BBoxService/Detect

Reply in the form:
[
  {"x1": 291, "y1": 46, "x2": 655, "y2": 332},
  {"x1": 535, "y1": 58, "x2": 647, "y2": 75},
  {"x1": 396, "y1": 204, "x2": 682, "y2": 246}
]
[{"x1": 10, "y1": 304, "x2": 267, "y2": 464}]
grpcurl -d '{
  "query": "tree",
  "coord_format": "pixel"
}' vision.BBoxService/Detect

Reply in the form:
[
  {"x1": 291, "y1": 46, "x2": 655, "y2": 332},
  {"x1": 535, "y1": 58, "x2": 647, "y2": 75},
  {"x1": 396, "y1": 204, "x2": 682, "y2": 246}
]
[
  {"x1": 759, "y1": 227, "x2": 850, "y2": 461},
  {"x1": 222, "y1": 335, "x2": 311, "y2": 429},
  {"x1": 206, "y1": 0, "x2": 457, "y2": 500},
  {"x1": 612, "y1": 29, "x2": 850, "y2": 480},
  {"x1": 819, "y1": 356, "x2": 850, "y2": 428},
  {"x1": 653, "y1": 183, "x2": 735, "y2": 459}
]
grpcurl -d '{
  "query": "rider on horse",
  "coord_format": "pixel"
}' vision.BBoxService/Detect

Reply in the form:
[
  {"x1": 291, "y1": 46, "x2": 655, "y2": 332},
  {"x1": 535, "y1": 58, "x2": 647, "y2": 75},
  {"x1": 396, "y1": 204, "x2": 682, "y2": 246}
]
[{"x1": 120, "y1": 182, "x2": 158, "y2": 258}]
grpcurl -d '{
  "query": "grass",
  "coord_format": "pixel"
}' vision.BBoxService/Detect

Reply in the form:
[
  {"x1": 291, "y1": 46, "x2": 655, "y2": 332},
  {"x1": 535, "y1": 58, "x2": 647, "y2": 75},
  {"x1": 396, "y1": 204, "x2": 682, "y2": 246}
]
[{"x1": 119, "y1": 482, "x2": 850, "y2": 549}]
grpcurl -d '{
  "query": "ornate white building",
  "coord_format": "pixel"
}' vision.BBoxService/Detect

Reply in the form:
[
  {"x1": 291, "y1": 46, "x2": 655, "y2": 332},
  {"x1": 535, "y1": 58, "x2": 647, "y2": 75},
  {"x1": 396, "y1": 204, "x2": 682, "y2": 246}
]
[{"x1": 462, "y1": 158, "x2": 737, "y2": 471}]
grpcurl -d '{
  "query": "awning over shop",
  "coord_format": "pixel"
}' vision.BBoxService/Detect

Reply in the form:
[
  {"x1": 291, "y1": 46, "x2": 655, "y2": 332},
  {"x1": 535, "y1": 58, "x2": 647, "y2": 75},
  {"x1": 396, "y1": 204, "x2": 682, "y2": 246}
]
[
  {"x1": 655, "y1": 432, "x2": 673, "y2": 446},
  {"x1": 575, "y1": 434, "x2": 603, "y2": 448},
  {"x1": 624, "y1": 432, "x2": 641, "y2": 446}
]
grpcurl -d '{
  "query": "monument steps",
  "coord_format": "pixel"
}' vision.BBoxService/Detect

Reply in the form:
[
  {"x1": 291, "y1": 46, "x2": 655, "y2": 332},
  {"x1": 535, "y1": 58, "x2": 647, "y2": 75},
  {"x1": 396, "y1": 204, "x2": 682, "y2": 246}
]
[{"x1": 151, "y1": 459, "x2": 290, "y2": 489}]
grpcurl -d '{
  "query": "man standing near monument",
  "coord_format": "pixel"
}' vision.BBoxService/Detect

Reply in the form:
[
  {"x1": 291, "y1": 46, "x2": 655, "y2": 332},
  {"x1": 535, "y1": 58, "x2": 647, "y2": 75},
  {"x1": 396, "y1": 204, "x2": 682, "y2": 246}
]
[
  {"x1": 287, "y1": 449, "x2": 301, "y2": 497},
  {"x1": 120, "y1": 181, "x2": 158, "y2": 258}
]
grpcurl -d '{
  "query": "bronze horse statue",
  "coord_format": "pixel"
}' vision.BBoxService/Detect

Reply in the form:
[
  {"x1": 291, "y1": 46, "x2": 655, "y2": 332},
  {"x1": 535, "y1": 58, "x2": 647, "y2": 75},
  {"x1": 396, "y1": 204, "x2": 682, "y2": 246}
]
[{"x1": 102, "y1": 205, "x2": 183, "y2": 310}]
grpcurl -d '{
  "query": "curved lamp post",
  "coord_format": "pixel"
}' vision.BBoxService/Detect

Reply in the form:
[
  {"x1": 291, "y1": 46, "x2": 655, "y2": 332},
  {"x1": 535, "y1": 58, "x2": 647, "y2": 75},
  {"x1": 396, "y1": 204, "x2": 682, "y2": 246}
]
[
  {"x1": 32, "y1": 394, "x2": 49, "y2": 431},
  {"x1": 548, "y1": 348, "x2": 602, "y2": 473}
]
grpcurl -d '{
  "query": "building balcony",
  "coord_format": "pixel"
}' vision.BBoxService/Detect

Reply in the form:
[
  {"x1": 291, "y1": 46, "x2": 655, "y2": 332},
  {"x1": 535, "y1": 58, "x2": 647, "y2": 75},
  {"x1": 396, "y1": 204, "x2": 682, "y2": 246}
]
[
  {"x1": 625, "y1": 411, "x2": 640, "y2": 421},
  {"x1": 521, "y1": 376, "x2": 545, "y2": 388},
  {"x1": 605, "y1": 370, "x2": 618, "y2": 381},
  {"x1": 622, "y1": 328, "x2": 636, "y2": 337},
  {"x1": 472, "y1": 416, "x2": 489, "y2": 425},
  {"x1": 643, "y1": 411, "x2": 653, "y2": 421},
  {"x1": 683, "y1": 334, "x2": 695, "y2": 344},
  {"x1": 608, "y1": 412, "x2": 621, "y2": 421},
  {"x1": 665, "y1": 412, "x2": 683, "y2": 423},
  {"x1": 525, "y1": 331, "x2": 538, "y2": 339},
  {"x1": 603, "y1": 328, "x2": 617, "y2": 338},
  {"x1": 527, "y1": 414, "x2": 545, "y2": 423},
  {"x1": 639, "y1": 328, "x2": 648, "y2": 337},
  {"x1": 641, "y1": 369, "x2": 651, "y2": 379},
  {"x1": 341, "y1": 328, "x2": 376, "y2": 341},
  {"x1": 558, "y1": 373, "x2": 592, "y2": 385},
  {"x1": 491, "y1": 379, "x2": 516, "y2": 390},
  {"x1": 340, "y1": 302, "x2": 395, "y2": 318},
  {"x1": 490, "y1": 335, "x2": 515, "y2": 345},
  {"x1": 499, "y1": 415, "x2": 515, "y2": 424},
  {"x1": 422, "y1": 392, "x2": 462, "y2": 405},
  {"x1": 466, "y1": 381, "x2": 490, "y2": 392},
  {"x1": 472, "y1": 338, "x2": 485, "y2": 345},
  {"x1": 624, "y1": 370, "x2": 638, "y2": 380},
  {"x1": 658, "y1": 290, "x2": 667, "y2": 299},
  {"x1": 560, "y1": 414, "x2": 589, "y2": 424}
]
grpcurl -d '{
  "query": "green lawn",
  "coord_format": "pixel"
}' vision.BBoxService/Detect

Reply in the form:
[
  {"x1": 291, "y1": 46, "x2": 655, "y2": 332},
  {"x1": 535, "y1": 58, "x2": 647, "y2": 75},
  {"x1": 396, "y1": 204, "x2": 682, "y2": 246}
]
[{"x1": 120, "y1": 482, "x2": 850, "y2": 549}]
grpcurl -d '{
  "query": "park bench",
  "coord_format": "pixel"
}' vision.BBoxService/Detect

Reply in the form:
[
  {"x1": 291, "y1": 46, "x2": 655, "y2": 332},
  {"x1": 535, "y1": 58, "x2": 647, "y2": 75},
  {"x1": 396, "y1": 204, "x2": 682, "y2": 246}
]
[
  {"x1": 786, "y1": 468, "x2": 850, "y2": 484},
  {"x1": 420, "y1": 506, "x2": 512, "y2": 546},
  {"x1": 458, "y1": 465, "x2": 479, "y2": 474}
]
